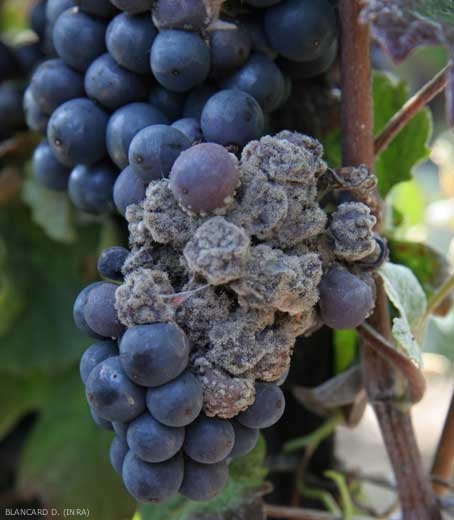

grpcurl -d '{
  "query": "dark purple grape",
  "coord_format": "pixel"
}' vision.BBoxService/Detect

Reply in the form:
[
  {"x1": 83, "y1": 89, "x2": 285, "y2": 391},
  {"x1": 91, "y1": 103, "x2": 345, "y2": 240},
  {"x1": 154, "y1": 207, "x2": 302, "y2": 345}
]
[
  {"x1": 73, "y1": 282, "x2": 105, "y2": 339},
  {"x1": 90, "y1": 407, "x2": 113, "y2": 430},
  {"x1": 152, "y1": 0, "x2": 210, "y2": 31},
  {"x1": 126, "y1": 413, "x2": 184, "y2": 463},
  {"x1": 106, "y1": 13, "x2": 157, "y2": 75},
  {"x1": 201, "y1": 89, "x2": 264, "y2": 147},
  {"x1": 79, "y1": 339, "x2": 117, "y2": 383},
  {"x1": 84, "y1": 53, "x2": 148, "y2": 110},
  {"x1": 32, "y1": 140, "x2": 71, "y2": 191},
  {"x1": 110, "y1": 435, "x2": 128, "y2": 474},
  {"x1": 150, "y1": 30, "x2": 210, "y2": 93},
  {"x1": 128, "y1": 124, "x2": 190, "y2": 182},
  {"x1": 169, "y1": 143, "x2": 239, "y2": 214},
  {"x1": 106, "y1": 102, "x2": 168, "y2": 169},
  {"x1": 30, "y1": 59, "x2": 84, "y2": 114},
  {"x1": 23, "y1": 87, "x2": 49, "y2": 134},
  {"x1": 318, "y1": 265, "x2": 375, "y2": 329},
  {"x1": 179, "y1": 458, "x2": 229, "y2": 501},
  {"x1": 182, "y1": 83, "x2": 216, "y2": 119},
  {"x1": 83, "y1": 282, "x2": 124, "y2": 338},
  {"x1": 113, "y1": 165, "x2": 147, "y2": 216},
  {"x1": 237, "y1": 383, "x2": 285, "y2": 429},
  {"x1": 68, "y1": 161, "x2": 118, "y2": 215},
  {"x1": 97, "y1": 246, "x2": 129, "y2": 282},
  {"x1": 146, "y1": 370, "x2": 203, "y2": 427},
  {"x1": 109, "y1": 0, "x2": 153, "y2": 14},
  {"x1": 209, "y1": 23, "x2": 251, "y2": 77},
  {"x1": 85, "y1": 356, "x2": 145, "y2": 422},
  {"x1": 47, "y1": 98, "x2": 108, "y2": 166},
  {"x1": 53, "y1": 7, "x2": 107, "y2": 72},
  {"x1": 171, "y1": 117, "x2": 203, "y2": 143},
  {"x1": 183, "y1": 415, "x2": 234, "y2": 464},
  {"x1": 119, "y1": 323, "x2": 190, "y2": 387},
  {"x1": 122, "y1": 452, "x2": 184, "y2": 503},
  {"x1": 229, "y1": 421, "x2": 259, "y2": 458}
]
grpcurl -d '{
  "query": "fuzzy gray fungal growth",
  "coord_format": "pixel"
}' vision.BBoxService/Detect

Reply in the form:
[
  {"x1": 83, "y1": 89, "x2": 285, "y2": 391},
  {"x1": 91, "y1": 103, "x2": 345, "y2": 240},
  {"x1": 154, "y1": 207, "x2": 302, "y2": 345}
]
[
  {"x1": 241, "y1": 135, "x2": 320, "y2": 185},
  {"x1": 184, "y1": 217, "x2": 250, "y2": 285},
  {"x1": 231, "y1": 245, "x2": 323, "y2": 315},
  {"x1": 116, "y1": 130, "x2": 384, "y2": 419},
  {"x1": 193, "y1": 360, "x2": 255, "y2": 418},
  {"x1": 115, "y1": 268, "x2": 175, "y2": 327},
  {"x1": 142, "y1": 180, "x2": 196, "y2": 248},
  {"x1": 330, "y1": 202, "x2": 377, "y2": 261}
]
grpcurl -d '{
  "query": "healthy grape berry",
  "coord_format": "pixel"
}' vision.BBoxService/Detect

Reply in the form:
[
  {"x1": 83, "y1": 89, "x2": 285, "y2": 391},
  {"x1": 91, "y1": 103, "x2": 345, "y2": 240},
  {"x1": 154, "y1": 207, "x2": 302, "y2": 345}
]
[
  {"x1": 79, "y1": 339, "x2": 117, "y2": 383},
  {"x1": 169, "y1": 143, "x2": 240, "y2": 214},
  {"x1": 179, "y1": 459, "x2": 229, "y2": 501},
  {"x1": 83, "y1": 282, "x2": 124, "y2": 338},
  {"x1": 97, "y1": 246, "x2": 129, "y2": 282},
  {"x1": 237, "y1": 383, "x2": 285, "y2": 429}
]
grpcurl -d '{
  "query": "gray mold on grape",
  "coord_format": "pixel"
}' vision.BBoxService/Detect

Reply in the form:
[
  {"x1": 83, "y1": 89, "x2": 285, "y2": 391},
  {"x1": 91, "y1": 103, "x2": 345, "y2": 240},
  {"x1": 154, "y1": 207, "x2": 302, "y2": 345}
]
[{"x1": 115, "y1": 131, "x2": 380, "y2": 419}]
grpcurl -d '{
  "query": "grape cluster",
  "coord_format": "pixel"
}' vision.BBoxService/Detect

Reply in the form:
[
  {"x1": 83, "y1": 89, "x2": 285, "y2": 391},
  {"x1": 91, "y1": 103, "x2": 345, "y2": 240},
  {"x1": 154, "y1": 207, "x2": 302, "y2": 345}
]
[
  {"x1": 23, "y1": 0, "x2": 339, "y2": 214},
  {"x1": 75, "y1": 127, "x2": 385, "y2": 502},
  {"x1": 0, "y1": 4, "x2": 47, "y2": 145}
]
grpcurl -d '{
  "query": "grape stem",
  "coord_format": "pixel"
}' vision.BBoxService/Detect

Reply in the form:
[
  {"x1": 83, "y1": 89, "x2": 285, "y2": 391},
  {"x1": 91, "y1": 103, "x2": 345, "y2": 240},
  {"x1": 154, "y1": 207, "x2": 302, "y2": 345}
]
[
  {"x1": 374, "y1": 64, "x2": 449, "y2": 155},
  {"x1": 339, "y1": 1, "x2": 441, "y2": 518},
  {"x1": 263, "y1": 504, "x2": 340, "y2": 520},
  {"x1": 431, "y1": 388, "x2": 454, "y2": 496}
]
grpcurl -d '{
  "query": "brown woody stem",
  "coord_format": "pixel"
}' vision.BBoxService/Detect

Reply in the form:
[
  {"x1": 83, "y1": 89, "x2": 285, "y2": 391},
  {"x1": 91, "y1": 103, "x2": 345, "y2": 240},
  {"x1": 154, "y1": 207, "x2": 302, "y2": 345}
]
[
  {"x1": 339, "y1": 1, "x2": 441, "y2": 518},
  {"x1": 374, "y1": 65, "x2": 449, "y2": 155},
  {"x1": 431, "y1": 388, "x2": 454, "y2": 496}
]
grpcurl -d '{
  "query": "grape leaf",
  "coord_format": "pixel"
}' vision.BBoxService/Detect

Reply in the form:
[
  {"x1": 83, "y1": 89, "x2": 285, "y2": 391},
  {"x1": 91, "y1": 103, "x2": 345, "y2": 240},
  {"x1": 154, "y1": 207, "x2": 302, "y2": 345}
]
[
  {"x1": 373, "y1": 72, "x2": 432, "y2": 197},
  {"x1": 140, "y1": 436, "x2": 267, "y2": 520},
  {"x1": 389, "y1": 239, "x2": 453, "y2": 313},
  {"x1": 378, "y1": 262, "x2": 427, "y2": 367},
  {"x1": 0, "y1": 204, "x2": 100, "y2": 376},
  {"x1": 22, "y1": 175, "x2": 77, "y2": 244},
  {"x1": 18, "y1": 372, "x2": 136, "y2": 520}
]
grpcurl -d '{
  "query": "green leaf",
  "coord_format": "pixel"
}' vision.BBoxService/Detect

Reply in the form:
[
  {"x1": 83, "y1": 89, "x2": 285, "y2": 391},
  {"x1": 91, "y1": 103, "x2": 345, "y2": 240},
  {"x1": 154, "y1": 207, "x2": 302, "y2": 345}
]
[
  {"x1": 373, "y1": 72, "x2": 432, "y2": 198},
  {"x1": 389, "y1": 239, "x2": 453, "y2": 301},
  {"x1": 321, "y1": 129, "x2": 341, "y2": 169},
  {"x1": 141, "y1": 436, "x2": 267, "y2": 520},
  {"x1": 388, "y1": 179, "x2": 425, "y2": 230},
  {"x1": 18, "y1": 372, "x2": 136, "y2": 520},
  {"x1": 411, "y1": 0, "x2": 454, "y2": 26},
  {"x1": 0, "y1": 204, "x2": 100, "y2": 376},
  {"x1": 0, "y1": 372, "x2": 50, "y2": 440},
  {"x1": 22, "y1": 175, "x2": 77, "y2": 244},
  {"x1": 378, "y1": 262, "x2": 427, "y2": 366}
]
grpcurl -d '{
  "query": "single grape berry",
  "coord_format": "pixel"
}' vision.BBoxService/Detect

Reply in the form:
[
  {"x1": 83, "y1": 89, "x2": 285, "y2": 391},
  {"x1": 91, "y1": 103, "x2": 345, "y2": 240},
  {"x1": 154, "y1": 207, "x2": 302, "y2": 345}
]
[
  {"x1": 119, "y1": 323, "x2": 190, "y2": 387},
  {"x1": 179, "y1": 458, "x2": 229, "y2": 501},
  {"x1": 264, "y1": 0, "x2": 338, "y2": 63},
  {"x1": 318, "y1": 265, "x2": 375, "y2": 329},
  {"x1": 47, "y1": 98, "x2": 108, "y2": 166},
  {"x1": 169, "y1": 143, "x2": 239, "y2": 214},
  {"x1": 126, "y1": 413, "x2": 185, "y2": 463},
  {"x1": 152, "y1": 0, "x2": 210, "y2": 31},
  {"x1": 76, "y1": 0, "x2": 118, "y2": 18},
  {"x1": 171, "y1": 118, "x2": 203, "y2": 143},
  {"x1": 84, "y1": 53, "x2": 148, "y2": 110},
  {"x1": 90, "y1": 407, "x2": 113, "y2": 430},
  {"x1": 106, "y1": 13, "x2": 157, "y2": 75},
  {"x1": 85, "y1": 356, "x2": 145, "y2": 422},
  {"x1": 150, "y1": 30, "x2": 210, "y2": 93},
  {"x1": 68, "y1": 162, "x2": 118, "y2": 215},
  {"x1": 97, "y1": 246, "x2": 129, "y2": 282},
  {"x1": 113, "y1": 165, "x2": 147, "y2": 216},
  {"x1": 30, "y1": 59, "x2": 84, "y2": 114},
  {"x1": 222, "y1": 52, "x2": 286, "y2": 113},
  {"x1": 146, "y1": 370, "x2": 203, "y2": 427},
  {"x1": 237, "y1": 382, "x2": 285, "y2": 429},
  {"x1": 83, "y1": 282, "x2": 124, "y2": 338},
  {"x1": 109, "y1": 0, "x2": 153, "y2": 14},
  {"x1": 183, "y1": 415, "x2": 235, "y2": 464},
  {"x1": 209, "y1": 23, "x2": 251, "y2": 78},
  {"x1": 148, "y1": 85, "x2": 185, "y2": 122},
  {"x1": 79, "y1": 339, "x2": 117, "y2": 384},
  {"x1": 109, "y1": 435, "x2": 129, "y2": 474},
  {"x1": 128, "y1": 124, "x2": 190, "y2": 182},
  {"x1": 53, "y1": 7, "x2": 107, "y2": 72},
  {"x1": 229, "y1": 421, "x2": 259, "y2": 459},
  {"x1": 122, "y1": 452, "x2": 184, "y2": 503},
  {"x1": 201, "y1": 89, "x2": 264, "y2": 147},
  {"x1": 73, "y1": 282, "x2": 105, "y2": 339},
  {"x1": 106, "y1": 102, "x2": 168, "y2": 169},
  {"x1": 23, "y1": 87, "x2": 49, "y2": 135},
  {"x1": 32, "y1": 140, "x2": 71, "y2": 191}
]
